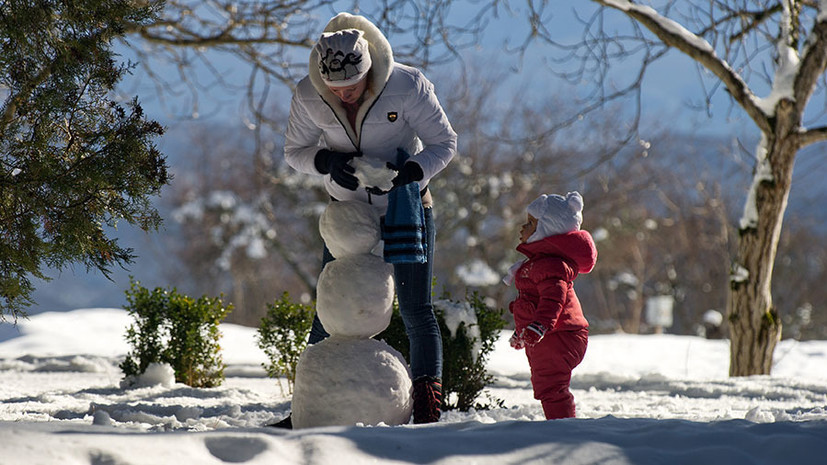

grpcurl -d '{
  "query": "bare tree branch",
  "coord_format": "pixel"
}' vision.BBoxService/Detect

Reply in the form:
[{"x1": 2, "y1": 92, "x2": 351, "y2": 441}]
[
  {"x1": 724, "y1": 4, "x2": 783, "y2": 44},
  {"x1": 594, "y1": 0, "x2": 771, "y2": 133},
  {"x1": 793, "y1": 8, "x2": 827, "y2": 111},
  {"x1": 115, "y1": 0, "x2": 491, "y2": 131},
  {"x1": 798, "y1": 125, "x2": 827, "y2": 146}
]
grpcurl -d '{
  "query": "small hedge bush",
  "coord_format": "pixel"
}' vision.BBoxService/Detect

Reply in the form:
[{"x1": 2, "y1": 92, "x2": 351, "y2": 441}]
[
  {"x1": 256, "y1": 292, "x2": 315, "y2": 393},
  {"x1": 377, "y1": 290, "x2": 506, "y2": 411},
  {"x1": 120, "y1": 278, "x2": 233, "y2": 388},
  {"x1": 257, "y1": 289, "x2": 506, "y2": 411}
]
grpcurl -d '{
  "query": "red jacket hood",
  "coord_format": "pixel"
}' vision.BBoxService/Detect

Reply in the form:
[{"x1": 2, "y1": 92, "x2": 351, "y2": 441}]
[{"x1": 516, "y1": 230, "x2": 597, "y2": 274}]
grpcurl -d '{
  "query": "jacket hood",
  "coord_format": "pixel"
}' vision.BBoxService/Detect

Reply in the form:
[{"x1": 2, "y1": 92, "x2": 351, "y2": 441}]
[
  {"x1": 516, "y1": 230, "x2": 597, "y2": 274},
  {"x1": 308, "y1": 13, "x2": 394, "y2": 146}
]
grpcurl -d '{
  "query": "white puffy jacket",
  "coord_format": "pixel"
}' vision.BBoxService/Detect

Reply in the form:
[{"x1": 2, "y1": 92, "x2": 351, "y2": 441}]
[{"x1": 284, "y1": 13, "x2": 457, "y2": 209}]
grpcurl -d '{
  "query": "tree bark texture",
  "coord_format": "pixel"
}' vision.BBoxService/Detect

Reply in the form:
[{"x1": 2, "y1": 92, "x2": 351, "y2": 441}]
[
  {"x1": 590, "y1": 1, "x2": 827, "y2": 376},
  {"x1": 727, "y1": 101, "x2": 799, "y2": 376}
]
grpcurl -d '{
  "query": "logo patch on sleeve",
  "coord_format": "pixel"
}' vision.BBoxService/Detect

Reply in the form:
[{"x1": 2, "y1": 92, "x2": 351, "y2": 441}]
[{"x1": 387, "y1": 112, "x2": 398, "y2": 122}]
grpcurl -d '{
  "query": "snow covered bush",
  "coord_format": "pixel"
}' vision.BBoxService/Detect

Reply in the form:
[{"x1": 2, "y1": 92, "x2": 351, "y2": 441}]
[
  {"x1": 377, "y1": 290, "x2": 506, "y2": 411},
  {"x1": 120, "y1": 279, "x2": 233, "y2": 388},
  {"x1": 438, "y1": 291, "x2": 507, "y2": 411},
  {"x1": 256, "y1": 292, "x2": 314, "y2": 392}
]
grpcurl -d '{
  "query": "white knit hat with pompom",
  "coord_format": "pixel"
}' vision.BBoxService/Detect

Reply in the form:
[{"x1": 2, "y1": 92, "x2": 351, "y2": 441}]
[{"x1": 525, "y1": 191, "x2": 584, "y2": 243}]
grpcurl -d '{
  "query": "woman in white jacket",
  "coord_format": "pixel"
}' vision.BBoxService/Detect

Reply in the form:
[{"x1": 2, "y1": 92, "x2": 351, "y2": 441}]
[{"x1": 283, "y1": 12, "x2": 457, "y2": 425}]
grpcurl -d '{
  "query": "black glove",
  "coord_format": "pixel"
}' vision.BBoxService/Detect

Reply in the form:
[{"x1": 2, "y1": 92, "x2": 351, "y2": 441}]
[
  {"x1": 367, "y1": 161, "x2": 422, "y2": 195},
  {"x1": 392, "y1": 162, "x2": 424, "y2": 188},
  {"x1": 315, "y1": 149, "x2": 361, "y2": 191}
]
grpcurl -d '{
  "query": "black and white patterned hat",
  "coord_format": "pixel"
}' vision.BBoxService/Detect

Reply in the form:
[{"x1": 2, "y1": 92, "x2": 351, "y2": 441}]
[{"x1": 316, "y1": 29, "x2": 372, "y2": 87}]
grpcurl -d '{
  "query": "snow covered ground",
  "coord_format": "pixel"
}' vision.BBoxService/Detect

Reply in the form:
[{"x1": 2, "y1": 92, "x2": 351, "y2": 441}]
[{"x1": 1, "y1": 308, "x2": 825, "y2": 464}]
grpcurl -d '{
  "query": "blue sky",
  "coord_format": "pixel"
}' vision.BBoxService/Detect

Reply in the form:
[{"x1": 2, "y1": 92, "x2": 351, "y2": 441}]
[{"x1": 116, "y1": 1, "x2": 756, "y2": 136}]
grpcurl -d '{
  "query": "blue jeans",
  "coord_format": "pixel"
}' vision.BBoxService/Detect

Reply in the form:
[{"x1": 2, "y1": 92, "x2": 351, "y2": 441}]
[{"x1": 308, "y1": 207, "x2": 442, "y2": 380}]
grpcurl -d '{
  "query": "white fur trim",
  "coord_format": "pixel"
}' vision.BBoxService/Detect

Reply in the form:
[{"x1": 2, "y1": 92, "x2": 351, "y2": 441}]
[{"x1": 309, "y1": 13, "x2": 394, "y2": 147}]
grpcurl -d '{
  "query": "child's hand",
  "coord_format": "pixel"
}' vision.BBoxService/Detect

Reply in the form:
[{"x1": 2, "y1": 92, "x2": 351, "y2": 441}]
[
  {"x1": 520, "y1": 322, "x2": 548, "y2": 347},
  {"x1": 509, "y1": 331, "x2": 525, "y2": 350}
]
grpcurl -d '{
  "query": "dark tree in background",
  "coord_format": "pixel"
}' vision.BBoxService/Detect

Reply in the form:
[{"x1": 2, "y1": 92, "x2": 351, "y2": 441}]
[{"x1": 0, "y1": 0, "x2": 170, "y2": 321}]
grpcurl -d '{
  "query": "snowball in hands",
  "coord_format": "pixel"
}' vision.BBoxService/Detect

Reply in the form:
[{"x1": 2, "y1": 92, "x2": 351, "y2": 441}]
[{"x1": 350, "y1": 157, "x2": 396, "y2": 193}]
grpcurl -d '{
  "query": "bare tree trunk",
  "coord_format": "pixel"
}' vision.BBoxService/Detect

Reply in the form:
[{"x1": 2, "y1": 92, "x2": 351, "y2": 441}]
[
  {"x1": 625, "y1": 245, "x2": 646, "y2": 334},
  {"x1": 727, "y1": 102, "x2": 799, "y2": 376},
  {"x1": 582, "y1": 1, "x2": 827, "y2": 376}
]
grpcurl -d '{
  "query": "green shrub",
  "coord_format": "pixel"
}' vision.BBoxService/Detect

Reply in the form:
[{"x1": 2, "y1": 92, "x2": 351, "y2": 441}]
[
  {"x1": 438, "y1": 291, "x2": 507, "y2": 411},
  {"x1": 256, "y1": 292, "x2": 315, "y2": 392},
  {"x1": 376, "y1": 290, "x2": 507, "y2": 411},
  {"x1": 120, "y1": 278, "x2": 232, "y2": 388},
  {"x1": 255, "y1": 288, "x2": 506, "y2": 411}
]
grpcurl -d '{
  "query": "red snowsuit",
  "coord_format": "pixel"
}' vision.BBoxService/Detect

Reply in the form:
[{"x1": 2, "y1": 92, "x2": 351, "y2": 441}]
[{"x1": 509, "y1": 230, "x2": 597, "y2": 419}]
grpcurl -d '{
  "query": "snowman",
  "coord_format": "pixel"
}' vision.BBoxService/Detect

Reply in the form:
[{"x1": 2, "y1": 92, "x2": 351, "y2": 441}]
[{"x1": 290, "y1": 199, "x2": 413, "y2": 429}]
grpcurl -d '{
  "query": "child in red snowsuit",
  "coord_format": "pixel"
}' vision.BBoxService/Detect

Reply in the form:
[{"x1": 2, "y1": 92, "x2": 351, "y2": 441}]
[{"x1": 504, "y1": 191, "x2": 597, "y2": 419}]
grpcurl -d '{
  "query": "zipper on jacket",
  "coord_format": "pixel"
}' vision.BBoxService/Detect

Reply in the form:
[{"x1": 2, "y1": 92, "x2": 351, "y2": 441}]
[
  {"x1": 317, "y1": 79, "x2": 390, "y2": 207},
  {"x1": 319, "y1": 98, "x2": 360, "y2": 152},
  {"x1": 356, "y1": 85, "x2": 385, "y2": 143},
  {"x1": 358, "y1": 82, "x2": 389, "y2": 209}
]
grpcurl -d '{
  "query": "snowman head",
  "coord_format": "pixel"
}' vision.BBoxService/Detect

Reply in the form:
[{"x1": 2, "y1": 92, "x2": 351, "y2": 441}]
[{"x1": 319, "y1": 201, "x2": 381, "y2": 258}]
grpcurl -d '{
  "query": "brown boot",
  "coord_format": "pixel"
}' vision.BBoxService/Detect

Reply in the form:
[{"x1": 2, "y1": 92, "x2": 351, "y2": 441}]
[{"x1": 412, "y1": 376, "x2": 442, "y2": 424}]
